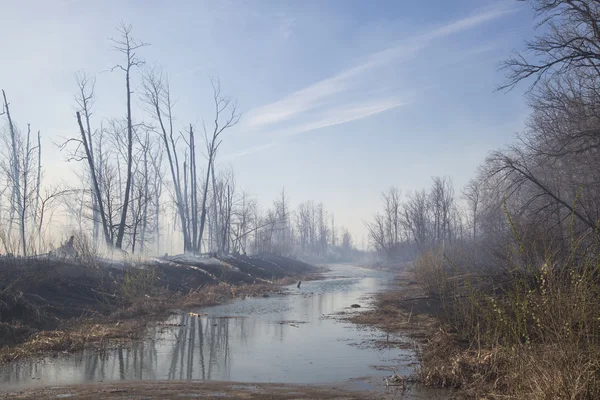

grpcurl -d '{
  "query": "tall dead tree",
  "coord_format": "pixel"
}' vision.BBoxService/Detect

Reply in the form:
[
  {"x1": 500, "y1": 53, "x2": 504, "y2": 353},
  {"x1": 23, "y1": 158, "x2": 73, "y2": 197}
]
[
  {"x1": 189, "y1": 125, "x2": 199, "y2": 252},
  {"x1": 20, "y1": 125, "x2": 32, "y2": 255},
  {"x1": 75, "y1": 72, "x2": 100, "y2": 245},
  {"x1": 74, "y1": 112, "x2": 113, "y2": 246},
  {"x1": 2, "y1": 90, "x2": 22, "y2": 249},
  {"x1": 141, "y1": 69, "x2": 191, "y2": 251},
  {"x1": 63, "y1": 74, "x2": 114, "y2": 247},
  {"x1": 110, "y1": 23, "x2": 148, "y2": 250},
  {"x1": 1, "y1": 91, "x2": 43, "y2": 255},
  {"x1": 34, "y1": 131, "x2": 41, "y2": 249},
  {"x1": 198, "y1": 78, "x2": 240, "y2": 252}
]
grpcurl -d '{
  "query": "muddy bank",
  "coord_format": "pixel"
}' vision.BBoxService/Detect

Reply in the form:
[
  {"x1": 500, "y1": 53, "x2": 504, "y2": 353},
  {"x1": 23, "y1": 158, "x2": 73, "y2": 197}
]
[
  {"x1": 344, "y1": 271, "x2": 439, "y2": 338},
  {"x1": 340, "y1": 269, "x2": 465, "y2": 398},
  {"x1": 0, "y1": 254, "x2": 318, "y2": 363}
]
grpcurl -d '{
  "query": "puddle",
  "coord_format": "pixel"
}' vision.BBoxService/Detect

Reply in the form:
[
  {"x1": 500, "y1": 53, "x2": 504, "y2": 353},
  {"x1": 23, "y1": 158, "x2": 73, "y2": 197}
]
[{"x1": 0, "y1": 265, "x2": 418, "y2": 390}]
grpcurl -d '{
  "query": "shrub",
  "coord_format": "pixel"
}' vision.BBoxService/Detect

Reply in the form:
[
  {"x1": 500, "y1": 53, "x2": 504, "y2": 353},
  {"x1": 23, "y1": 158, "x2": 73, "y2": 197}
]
[{"x1": 119, "y1": 267, "x2": 159, "y2": 301}]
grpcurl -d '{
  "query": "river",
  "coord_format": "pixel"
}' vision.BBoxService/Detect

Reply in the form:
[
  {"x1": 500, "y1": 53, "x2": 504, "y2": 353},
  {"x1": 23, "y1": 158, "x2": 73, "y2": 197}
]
[{"x1": 0, "y1": 264, "x2": 444, "y2": 396}]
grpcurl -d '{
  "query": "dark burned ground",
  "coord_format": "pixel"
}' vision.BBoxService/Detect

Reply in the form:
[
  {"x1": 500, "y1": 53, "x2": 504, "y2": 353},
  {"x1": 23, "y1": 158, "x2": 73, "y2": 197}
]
[
  {"x1": 0, "y1": 254, "x2": 319, "y2": 361},
  {"x1": 151, "y1": 253, "x2": 321, "y2": 289}
]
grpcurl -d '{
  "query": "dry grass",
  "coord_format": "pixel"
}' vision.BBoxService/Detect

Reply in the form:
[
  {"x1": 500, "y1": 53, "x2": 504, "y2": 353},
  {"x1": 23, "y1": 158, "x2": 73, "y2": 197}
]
[
  {"x1": 506, "y1": 345, "x2": 600, "y2": 399},
  {"x1": 0, "y1": 320, "x2": 144, "y2": 363},
  {"x1": 408, "y1": 240, "x2": 600, "y2": 399},
  {"x1": 177, "y1": 281, "x2": 276, "y2": 308},
  {"x1": 347, "y1": 288, "x2": 436, "y2": 340},
  {"x1": 354, "y1": 247, "x2": 600, "y2": 399}
]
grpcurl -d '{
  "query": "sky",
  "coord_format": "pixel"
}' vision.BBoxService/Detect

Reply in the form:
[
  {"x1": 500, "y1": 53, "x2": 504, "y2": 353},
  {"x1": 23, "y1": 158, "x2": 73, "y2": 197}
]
[{"x1": 0, "y1": 0, "x2": 536, "y2": 245}]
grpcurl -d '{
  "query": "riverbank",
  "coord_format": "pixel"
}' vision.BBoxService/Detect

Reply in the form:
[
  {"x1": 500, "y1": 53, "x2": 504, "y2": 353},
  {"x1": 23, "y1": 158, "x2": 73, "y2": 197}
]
[
  {"x1": 343, "y1": 268, "x2": 467, "y2": 397},
  {"x1": 354, "y1": 256, "x2": 600, "y2": 399},
  {"x1": 0, "y1": 254, "x2": 319, "y2": 364}
]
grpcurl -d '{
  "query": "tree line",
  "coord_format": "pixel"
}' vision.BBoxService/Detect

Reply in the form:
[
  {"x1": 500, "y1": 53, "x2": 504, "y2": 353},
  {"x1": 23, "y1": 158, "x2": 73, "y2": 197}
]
[
  {"x1": 367, "y1": 0, "x2": 600, "y2": 270},
  {"x1": 0, "y1": 23, "x2": 358, "y2": 260}
]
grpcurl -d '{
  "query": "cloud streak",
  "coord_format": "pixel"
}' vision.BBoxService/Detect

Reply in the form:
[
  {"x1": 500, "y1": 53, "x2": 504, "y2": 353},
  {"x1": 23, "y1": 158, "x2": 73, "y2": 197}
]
[
  {"x1": 226, "y1": 97, "x2": 407, "y2": 159},
  {"x1": 245, "y1": 4, "x2": 516, "y2": 130}
]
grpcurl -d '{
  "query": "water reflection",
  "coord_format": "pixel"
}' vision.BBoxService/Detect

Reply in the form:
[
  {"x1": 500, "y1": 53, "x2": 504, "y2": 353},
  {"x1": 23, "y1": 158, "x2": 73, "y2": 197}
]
[{"x1": 0, "y1": 265, "x2": 417, "y2": 389}]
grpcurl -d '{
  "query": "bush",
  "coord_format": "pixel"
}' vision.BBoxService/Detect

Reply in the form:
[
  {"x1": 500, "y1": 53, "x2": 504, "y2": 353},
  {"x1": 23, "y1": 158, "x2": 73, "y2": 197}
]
[
  {"x1": 119, "y1": 267, "x2": 159, "y2": 301},
  {"x1": 413, "y1": 250, "x2": 448, "y2": 297}
]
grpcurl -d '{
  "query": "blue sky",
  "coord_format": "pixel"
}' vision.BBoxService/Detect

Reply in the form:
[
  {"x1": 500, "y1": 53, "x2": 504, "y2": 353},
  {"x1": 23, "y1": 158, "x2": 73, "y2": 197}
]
[{"x1": 0, "y1": 0, "x2": 535, "y2": 243}]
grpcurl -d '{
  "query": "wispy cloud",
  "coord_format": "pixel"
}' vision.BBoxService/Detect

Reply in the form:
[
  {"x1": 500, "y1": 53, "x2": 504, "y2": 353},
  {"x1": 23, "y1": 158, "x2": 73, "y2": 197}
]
[
  {"x1": 225, "y1": 142, "x2": 278, "y2": 159},
  {"x1": 245, "y1": 4, "x2": 516, "y2": 130},
  {"x1": 226, "y1": 97, "x2": 408, "y2": 160},
  {"x1": 281, "y1": 97, "x2": 408, "y2": 137}
]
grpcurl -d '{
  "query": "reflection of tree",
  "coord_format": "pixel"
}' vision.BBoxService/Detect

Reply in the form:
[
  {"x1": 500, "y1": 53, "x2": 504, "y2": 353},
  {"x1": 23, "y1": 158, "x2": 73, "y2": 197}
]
[
  {"x1": 206, "y1": 318, "x2": 216, "y2": 379},
  {"x1": 163, "y1": 314, "x2": 232, "y2": 381},
  {"x1": 118, "y1": 347, "x2": 125, "y2": 380},
  {"x1": 206, "y1": 316, "x2": 230, "y2": 380},
  {"x1": 146, "y1": 331, "x2": 158, "y2": 379},
  {"x1": 187, "y1": 314, "x2": 195, "y2": 380},
  {"x1": 198, "y1": 317, "x2": 206, "y2": 380},
  {"x1": 278, "y1": 319, "x2": 284, "y2": 343},
  {"x1": 168, "y1": 314, "x2": 187, "y2": 380},
  {"x1": 178, "y1": 314, "x2": 188, "y2": 379},
  {"x1": 239, "y1": 317, "x2": 248, "y2": 347},
  {"x1": 83, "y1": 351, "x2": 99, "y2": 381},
  {"x1": 2, "y1": 313, "x2": 240, "y2": 387}
]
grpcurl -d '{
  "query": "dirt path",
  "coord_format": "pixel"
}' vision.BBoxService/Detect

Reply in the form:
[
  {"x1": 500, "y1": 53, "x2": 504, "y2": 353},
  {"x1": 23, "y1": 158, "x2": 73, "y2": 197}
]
[{"x1": 0, "y1": 380, "x2": 397, "y2": 399}]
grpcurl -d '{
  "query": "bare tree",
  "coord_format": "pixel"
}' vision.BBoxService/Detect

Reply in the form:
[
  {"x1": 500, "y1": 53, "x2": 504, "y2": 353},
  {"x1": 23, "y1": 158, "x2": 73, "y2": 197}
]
[
  {"x1": 1, "y1": 90, "x2": 22, "y2": 250},
  {"x1": 342, "y1": 228, "x2": 353, "y2": 255},
  {"x1": 141, "y1": 69, "x2": 192, "y2": 252},
  {"x1": 110, "y1": 22, "x2": 148, "y2": 250},
  {"x1": 1, "y1": 91, "x2": 43, "y2": 255},
  {"x1": 74, "y1": 71, "x2": 101, "y2": 245},
  {"x1": 73, "y1": 112, "x2": 113, "y2": 246},
  {"x1": 462, "y1": 178, "x2": 481, "y2": 239},
  {"x1": 501, "y1": 0, "x2": 600, "y2": 91},
  {"x1": 198, "y1": 78, "x2": 240, "y2": 252}
]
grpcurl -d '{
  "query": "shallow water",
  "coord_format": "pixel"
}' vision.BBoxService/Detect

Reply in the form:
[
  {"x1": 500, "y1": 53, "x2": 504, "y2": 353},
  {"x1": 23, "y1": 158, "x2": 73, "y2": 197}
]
[{"x1": 0, "y1": 264, "x2": 421, "y2": 390}]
